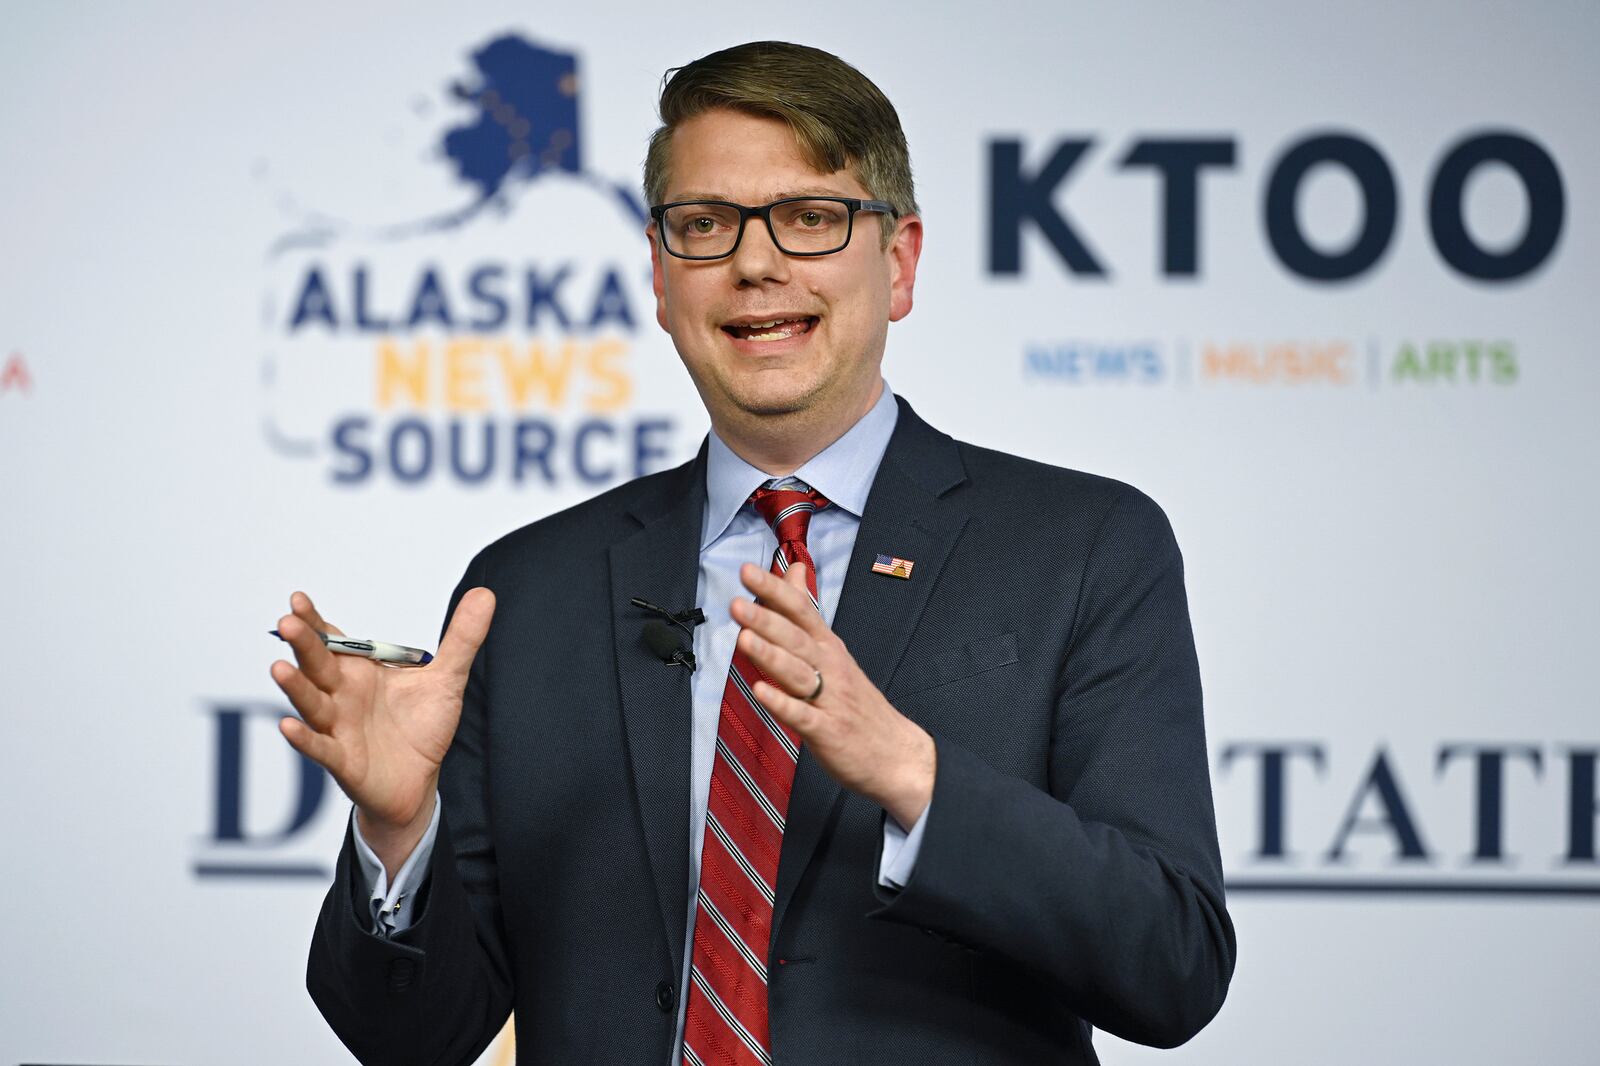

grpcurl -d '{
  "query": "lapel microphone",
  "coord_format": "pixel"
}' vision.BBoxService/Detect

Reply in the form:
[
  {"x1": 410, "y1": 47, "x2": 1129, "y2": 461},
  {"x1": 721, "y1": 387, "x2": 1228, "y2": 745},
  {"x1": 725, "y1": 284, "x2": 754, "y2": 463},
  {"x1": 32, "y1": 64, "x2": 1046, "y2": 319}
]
[
  {"x1": 630, "y1": 597, "x2": 706, "y2": 635},
  {"x1": 632, "y1": 597, "x2": 703, "y2": 671},
  {"x1": 643, "y1": 620, "x2": 697, "y2": 671}
]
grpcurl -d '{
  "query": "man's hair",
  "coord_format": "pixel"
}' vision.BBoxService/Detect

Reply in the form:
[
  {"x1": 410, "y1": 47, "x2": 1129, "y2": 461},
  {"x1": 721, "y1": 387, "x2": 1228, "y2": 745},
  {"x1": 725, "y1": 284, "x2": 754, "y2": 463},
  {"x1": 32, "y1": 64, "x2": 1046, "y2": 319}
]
[{"x1": 643, "y1": 41, "x2": 919, "y2": 243}]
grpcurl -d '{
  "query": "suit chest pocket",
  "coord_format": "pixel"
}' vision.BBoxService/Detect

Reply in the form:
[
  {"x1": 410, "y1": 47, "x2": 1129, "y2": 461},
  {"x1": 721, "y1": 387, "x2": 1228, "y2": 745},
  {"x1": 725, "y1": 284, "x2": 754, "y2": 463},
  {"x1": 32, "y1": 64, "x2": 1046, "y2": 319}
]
[{"x1": 888, "y1": 631, "x2": 1018, "y2": 699}]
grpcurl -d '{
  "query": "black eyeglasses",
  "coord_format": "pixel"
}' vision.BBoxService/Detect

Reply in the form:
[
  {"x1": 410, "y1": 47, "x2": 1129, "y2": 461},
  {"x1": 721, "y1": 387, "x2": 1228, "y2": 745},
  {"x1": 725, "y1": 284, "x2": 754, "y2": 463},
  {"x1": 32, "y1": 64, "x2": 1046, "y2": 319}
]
[{"x1": 650, "y1": 196, "x2": 898, "y2": 260}]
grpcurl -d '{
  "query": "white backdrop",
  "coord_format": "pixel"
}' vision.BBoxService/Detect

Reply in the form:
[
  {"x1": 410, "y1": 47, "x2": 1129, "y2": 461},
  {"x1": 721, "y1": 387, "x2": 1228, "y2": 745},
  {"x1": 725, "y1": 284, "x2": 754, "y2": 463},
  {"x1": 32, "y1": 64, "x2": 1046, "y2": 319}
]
[{"x1": 3, "y1": 2, "x2": 1597, "y2": 1063}]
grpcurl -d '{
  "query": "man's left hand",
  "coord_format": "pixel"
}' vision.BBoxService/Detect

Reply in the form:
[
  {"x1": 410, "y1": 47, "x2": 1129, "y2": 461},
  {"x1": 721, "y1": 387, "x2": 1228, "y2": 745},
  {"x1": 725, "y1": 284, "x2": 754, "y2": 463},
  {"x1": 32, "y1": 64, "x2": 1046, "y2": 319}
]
[{"x1": 732, "y1": 561, "x2": 935, "y2": 829}]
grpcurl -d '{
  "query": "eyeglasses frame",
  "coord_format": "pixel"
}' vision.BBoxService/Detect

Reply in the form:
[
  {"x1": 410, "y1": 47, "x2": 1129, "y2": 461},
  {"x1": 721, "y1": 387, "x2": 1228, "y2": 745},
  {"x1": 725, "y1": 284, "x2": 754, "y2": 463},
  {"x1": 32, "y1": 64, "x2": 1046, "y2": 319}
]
[{"x1": 649, "y1": 196, "x2": 900, "y2": 261}]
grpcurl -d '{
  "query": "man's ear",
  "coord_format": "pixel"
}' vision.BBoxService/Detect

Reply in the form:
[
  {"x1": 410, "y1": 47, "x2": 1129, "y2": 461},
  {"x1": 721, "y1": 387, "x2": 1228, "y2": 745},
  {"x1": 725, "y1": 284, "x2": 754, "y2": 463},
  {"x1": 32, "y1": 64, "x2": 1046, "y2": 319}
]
[
  {"x1": 647, "y1": 223, "x2": 670, "y2": 333},
  {"x1": 886, "y1": 214, "x2": 923, "y2": 323}
]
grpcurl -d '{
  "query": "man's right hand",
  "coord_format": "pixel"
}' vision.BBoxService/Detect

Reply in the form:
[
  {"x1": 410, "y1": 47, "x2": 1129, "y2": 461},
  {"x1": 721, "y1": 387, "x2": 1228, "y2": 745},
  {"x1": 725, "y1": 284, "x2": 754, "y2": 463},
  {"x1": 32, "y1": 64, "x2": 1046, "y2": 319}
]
[{"x1": 271, "y1": 588, "x2": 496, "y2": 877}]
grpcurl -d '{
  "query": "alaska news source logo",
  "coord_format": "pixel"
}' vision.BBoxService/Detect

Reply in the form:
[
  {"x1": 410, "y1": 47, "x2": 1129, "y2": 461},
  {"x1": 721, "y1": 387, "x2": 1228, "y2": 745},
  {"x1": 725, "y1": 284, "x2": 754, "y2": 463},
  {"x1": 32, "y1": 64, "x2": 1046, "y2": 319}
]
[
  {"x1": 261, "y1": 34, "x2": 675, "y2": 488},
  {"x1": 995, "y1": 130, "x2": 1565, "y2": 389}
]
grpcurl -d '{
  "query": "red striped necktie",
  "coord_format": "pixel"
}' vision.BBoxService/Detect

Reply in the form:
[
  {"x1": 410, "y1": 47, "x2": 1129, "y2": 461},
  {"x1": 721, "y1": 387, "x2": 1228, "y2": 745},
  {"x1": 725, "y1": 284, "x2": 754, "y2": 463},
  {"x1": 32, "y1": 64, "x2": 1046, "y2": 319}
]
[{"x1": 682, "y1": 484, "x2": 829, "y2": 1066}]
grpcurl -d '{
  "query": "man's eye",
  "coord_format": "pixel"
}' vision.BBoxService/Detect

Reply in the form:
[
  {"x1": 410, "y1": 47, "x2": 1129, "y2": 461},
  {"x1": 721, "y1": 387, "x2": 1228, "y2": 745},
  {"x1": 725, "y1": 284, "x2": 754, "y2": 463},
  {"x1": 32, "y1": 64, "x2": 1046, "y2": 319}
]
[
  {"x1": 798, "y1": 211, "x2": 822, "y2": 227},
  {"x1": 690, "y1": 217, "x2": 716, "y2": 234}
]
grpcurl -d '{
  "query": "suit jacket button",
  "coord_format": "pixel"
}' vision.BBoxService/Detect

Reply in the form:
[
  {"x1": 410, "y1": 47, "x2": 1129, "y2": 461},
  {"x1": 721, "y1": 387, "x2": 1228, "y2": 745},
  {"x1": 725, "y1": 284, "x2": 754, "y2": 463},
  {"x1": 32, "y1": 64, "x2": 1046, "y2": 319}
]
[
  {"x1": 655, "y1": 980, "x2": 675, "y2": 1013},
  {"x1": 387, "y1": 958, "x2": 415, "y2": 992}
]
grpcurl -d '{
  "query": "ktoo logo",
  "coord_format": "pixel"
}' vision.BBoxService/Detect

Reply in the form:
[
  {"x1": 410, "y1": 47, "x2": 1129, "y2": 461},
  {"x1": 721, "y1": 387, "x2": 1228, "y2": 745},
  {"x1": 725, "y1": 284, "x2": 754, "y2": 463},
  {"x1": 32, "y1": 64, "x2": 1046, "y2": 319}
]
[{"x1": 990, "y1": 129, "x2": 1564, "y2": 282}]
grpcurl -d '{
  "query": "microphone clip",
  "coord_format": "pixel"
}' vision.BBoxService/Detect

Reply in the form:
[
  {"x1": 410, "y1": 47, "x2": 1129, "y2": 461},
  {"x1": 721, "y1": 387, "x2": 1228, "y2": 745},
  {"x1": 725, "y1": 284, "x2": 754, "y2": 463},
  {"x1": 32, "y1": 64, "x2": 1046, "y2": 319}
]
[
  {"x1": 642, "y1": 620, "x2": 697, "y2": 671},
  {"x1": 632, "y1": 597, "x2": 703, "y2": 672}
]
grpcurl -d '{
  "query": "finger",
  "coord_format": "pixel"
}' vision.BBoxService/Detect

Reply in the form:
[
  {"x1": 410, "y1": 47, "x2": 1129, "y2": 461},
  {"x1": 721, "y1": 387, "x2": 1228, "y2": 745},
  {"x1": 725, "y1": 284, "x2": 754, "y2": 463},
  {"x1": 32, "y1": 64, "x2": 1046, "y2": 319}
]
[
  {"x1": 290, "y1": 590, "x2": 345, "y2": 638},
  {"x1": 270, "y1": 659, "x2": 333, "y2": 727},
  {"x1": 731, "y1": 596, "x2": 814, "y2": 659},
  {"x1": 740, "y1": 562, "x2": 827, "y2": 634},
  {"x1": 435, "y1": 587, "x2": 496, "y2": 681},
  {"x1": 751, "y1": 679, "x2": 820, "y2": 737},
  {"x1": 783, "y1": 559, "x2": 810, "y2": 595},
  {"x1": 278, "y1": 715, "x2": 345, "y2": 779},
  {"x1": 780, "y1": 561, "x2": 830, "y2": 630},
  {"x1": 277, "y1": 612, "x2": 343, "y2": 694},
  {"x1": 737, "y1": 626, "x2": 823, "y2": 699}
]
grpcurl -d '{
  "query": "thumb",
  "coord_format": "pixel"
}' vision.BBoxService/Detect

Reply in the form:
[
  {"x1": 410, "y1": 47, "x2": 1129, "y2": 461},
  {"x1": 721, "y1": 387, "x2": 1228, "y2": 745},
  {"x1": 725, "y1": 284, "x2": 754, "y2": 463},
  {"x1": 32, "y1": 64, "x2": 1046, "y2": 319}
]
[{"x1": 435, "y1": 587, "x2": 496, "y2": 680}]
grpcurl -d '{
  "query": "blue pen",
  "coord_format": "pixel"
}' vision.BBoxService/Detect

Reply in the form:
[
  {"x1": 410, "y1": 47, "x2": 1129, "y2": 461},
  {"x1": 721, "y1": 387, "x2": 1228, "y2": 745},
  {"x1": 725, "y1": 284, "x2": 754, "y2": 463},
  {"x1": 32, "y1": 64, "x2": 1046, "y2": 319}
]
[{"x1": 269, "y1": 629, "x2": 434, "y2": 667}]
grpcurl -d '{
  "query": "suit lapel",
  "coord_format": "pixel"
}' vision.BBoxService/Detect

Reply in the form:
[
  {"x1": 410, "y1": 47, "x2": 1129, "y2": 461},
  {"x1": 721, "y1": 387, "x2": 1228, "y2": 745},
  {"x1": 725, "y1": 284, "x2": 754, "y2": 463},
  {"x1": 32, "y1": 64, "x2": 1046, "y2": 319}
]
[
  {"x1": 609, "y1": 447, "x2": 706, "y2": 981},
  {"x1": 772, "y1": 400, "x2": 971, "y2": 942}
]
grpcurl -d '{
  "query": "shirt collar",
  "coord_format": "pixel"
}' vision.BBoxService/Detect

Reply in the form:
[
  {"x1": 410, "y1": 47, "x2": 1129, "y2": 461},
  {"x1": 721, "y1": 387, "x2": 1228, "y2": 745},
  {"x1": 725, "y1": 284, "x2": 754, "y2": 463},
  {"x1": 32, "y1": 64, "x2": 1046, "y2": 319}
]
[{"x1": 701, "y1": 382, "x2": 900, "y2": 549}]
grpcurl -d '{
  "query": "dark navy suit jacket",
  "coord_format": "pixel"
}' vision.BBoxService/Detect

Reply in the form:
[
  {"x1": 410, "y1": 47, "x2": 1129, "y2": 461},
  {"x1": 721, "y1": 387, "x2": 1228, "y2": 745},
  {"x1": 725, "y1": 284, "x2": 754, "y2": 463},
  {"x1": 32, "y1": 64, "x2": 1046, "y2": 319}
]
[{"x1": 308, "y1": 397, "x2": 1236, "y2": 1064}]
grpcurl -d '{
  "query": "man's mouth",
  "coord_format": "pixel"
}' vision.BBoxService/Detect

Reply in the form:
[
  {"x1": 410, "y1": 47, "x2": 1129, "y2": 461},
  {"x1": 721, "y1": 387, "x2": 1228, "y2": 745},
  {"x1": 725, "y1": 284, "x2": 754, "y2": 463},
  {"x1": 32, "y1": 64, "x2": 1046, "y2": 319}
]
[{"x1": 722, "y1": 316, "x2": 819, "y2": 342}]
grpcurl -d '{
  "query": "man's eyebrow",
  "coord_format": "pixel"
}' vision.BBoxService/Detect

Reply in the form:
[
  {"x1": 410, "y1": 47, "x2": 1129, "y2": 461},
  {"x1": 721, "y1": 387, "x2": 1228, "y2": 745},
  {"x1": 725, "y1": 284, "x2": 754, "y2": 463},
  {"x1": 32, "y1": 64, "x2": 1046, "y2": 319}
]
[{"x1": 666, "y1": 187, "x2": 860, "y2": 202}]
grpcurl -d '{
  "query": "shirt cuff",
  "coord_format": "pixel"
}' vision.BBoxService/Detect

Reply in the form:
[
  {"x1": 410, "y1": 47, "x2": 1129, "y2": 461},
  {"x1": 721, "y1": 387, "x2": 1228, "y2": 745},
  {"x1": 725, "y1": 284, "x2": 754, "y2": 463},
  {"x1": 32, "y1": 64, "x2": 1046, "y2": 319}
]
[
  {"x1": 351, "y1": 796, "x2": 440, "y2": 937},
  {"x1": 876, "y1": 800, "x2": 931, "y2": 891}
]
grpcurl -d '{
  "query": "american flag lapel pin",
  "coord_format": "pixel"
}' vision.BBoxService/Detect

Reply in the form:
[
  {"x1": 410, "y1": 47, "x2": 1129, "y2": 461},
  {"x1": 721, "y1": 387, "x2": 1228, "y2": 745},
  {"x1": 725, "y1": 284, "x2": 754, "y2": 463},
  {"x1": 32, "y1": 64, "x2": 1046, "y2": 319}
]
[{"x1": 870, "y1": 553, "x2": 915, "y2": 579}]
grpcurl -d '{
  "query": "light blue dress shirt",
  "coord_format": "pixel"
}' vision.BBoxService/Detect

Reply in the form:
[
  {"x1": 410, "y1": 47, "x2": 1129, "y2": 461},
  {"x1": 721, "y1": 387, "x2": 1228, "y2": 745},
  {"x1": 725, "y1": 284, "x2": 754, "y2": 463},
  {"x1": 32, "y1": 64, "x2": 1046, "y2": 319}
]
[{"x1": 353, "y1": 382, "x2": 930, "y2": 1060}]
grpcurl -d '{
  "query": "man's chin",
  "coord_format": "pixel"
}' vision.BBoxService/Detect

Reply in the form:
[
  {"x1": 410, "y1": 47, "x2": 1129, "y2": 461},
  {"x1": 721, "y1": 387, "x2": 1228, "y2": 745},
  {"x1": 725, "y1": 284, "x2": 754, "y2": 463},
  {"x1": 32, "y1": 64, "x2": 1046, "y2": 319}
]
[
  {"x1": 721, "y1": 379, "x2": 825, "y2": 420},
  {"x1": 734, "y1": 396, "x2": 811, "y2": 418}
]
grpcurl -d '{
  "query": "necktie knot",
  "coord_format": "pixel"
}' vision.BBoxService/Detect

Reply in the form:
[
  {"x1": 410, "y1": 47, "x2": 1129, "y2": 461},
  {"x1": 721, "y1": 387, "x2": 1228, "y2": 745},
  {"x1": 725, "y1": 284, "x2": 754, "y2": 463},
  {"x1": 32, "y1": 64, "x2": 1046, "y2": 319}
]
[{"x1": 750, "y1": 484, "x2": 829, "y2": 548}]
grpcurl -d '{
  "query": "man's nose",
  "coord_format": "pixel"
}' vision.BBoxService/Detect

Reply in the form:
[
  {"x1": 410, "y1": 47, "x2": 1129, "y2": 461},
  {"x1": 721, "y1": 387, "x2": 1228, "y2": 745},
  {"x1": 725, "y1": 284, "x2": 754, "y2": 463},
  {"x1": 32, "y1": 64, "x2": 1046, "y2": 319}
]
[{"x1": 729, "y1": 215, "x2": 791, "y2": 285}]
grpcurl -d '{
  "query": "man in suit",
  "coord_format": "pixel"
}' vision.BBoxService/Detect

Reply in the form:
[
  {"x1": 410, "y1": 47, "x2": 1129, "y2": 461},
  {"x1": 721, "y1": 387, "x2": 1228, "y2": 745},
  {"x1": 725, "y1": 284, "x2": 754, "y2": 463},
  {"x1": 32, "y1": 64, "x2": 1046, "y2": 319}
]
[{"x1": 274, "y1": 40, "x2": 1235, "y2": 1065}]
